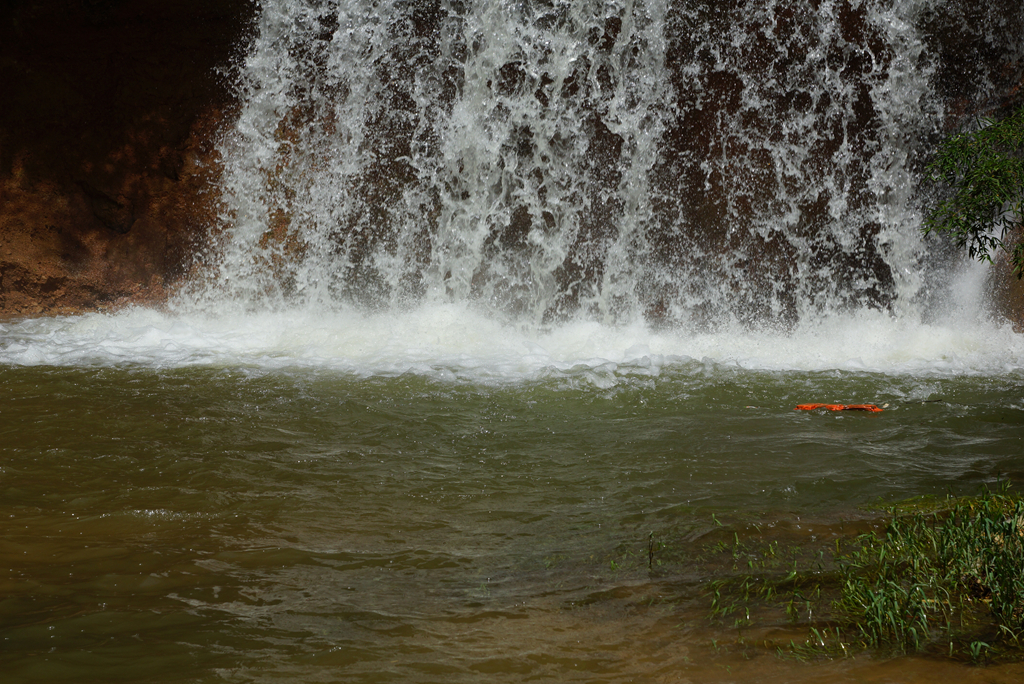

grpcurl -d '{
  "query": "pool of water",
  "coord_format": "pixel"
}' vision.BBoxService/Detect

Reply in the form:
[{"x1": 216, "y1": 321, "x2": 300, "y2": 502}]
[{"x1": 2, "y1": 309, "x2": 1023, "y2": 682}]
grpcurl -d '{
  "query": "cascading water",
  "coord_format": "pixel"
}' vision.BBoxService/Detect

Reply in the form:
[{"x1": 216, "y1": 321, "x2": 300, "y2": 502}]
[
  {"x1": 4, "y1": 0, "x2": 1022, "y2": 374},
  {"x1": 192, "y1": 0, "x2": 948, "y2": 329},
  {"x1": 195, "y1": 0, "x2": 673, "y2": 324}
]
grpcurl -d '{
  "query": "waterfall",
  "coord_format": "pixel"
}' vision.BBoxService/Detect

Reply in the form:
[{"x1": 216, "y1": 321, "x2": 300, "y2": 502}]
[
  {"x1": 184, "y1": 0, "x2": 958, "y2": 329},
  {"x1": 5, "y1": 0, "x2": 1024, "y2": 374}
]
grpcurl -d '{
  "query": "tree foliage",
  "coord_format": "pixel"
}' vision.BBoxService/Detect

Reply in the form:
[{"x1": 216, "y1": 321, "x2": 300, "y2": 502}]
[{"x1": 925, "y1": 106, "x2": 1024, "y2": 277}]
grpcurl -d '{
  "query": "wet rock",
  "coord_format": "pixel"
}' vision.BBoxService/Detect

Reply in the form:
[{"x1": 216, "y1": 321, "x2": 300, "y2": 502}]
[
  {"x1": 0, "y1": 0, "x2": 254, "y2": 317},
  {"x1": 76, "y1": 181, "x2": 135, "y2": 234}
]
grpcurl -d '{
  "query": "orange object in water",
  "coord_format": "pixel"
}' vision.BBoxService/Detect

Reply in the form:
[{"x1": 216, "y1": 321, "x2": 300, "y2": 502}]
[{"x1": 795, "y1": 403, "x2": 883, "y2": 412}]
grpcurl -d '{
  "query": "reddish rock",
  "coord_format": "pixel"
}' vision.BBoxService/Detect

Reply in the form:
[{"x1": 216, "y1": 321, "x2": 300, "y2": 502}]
[
  {"x1": 0, "y1": 0, "x2": 253, "y2": 317},
  {"x1": 991, "y1": 225, "x2": 1024, "y2": 333}
]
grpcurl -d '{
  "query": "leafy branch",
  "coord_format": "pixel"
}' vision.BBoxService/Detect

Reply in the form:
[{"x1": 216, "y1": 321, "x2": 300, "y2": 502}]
[{"x1": 925, "y1": 106, "x2": 1024, "y2": 277}]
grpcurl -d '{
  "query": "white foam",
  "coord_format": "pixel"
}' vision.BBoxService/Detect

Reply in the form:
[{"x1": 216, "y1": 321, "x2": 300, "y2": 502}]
[{"x1": 2, "y1": 302, "x2": 1021, "y2": 381}]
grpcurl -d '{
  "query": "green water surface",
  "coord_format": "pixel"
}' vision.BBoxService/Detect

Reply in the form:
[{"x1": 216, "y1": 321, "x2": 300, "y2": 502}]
[{"x1": 1, "y1": 363, "x2": 1022, "y2": 682}]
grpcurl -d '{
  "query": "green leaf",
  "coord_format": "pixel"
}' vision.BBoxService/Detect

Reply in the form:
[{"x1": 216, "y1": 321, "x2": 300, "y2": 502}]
[{"x1": 925, "y1": 106, "x2": 1024, "y2": 278}]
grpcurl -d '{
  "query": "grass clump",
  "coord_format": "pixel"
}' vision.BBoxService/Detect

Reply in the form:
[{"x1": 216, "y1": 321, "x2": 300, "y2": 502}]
[
  {"x1": 698, "y1": 485, "x2": 1024, "y2": 663},
  {"x1": 836, "y1": 485, "x2": 1024, "y2": 657}
]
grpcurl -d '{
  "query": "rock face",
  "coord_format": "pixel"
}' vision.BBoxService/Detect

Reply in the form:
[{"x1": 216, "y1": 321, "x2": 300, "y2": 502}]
[
  {"x1": 1, "y1": 0, "x2": 1022, "y2": 325},
  {"x1": 993, "y1": 226, "x2": 1024, "y2": 333},
  {"x1": 0, "y1": 0, "x2": 253, "y2": 316}
]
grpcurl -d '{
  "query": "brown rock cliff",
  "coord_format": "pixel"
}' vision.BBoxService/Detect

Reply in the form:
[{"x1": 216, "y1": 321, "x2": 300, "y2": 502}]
[{"x1": 0, "y1": 0, "x2": 253, "y2": 316}]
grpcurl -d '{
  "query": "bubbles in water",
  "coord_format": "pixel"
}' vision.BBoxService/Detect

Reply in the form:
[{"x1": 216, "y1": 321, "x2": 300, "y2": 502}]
[{"x1": 4, "y1": 303, "x2": 1022, "y2": 378}]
